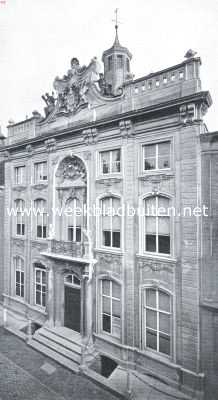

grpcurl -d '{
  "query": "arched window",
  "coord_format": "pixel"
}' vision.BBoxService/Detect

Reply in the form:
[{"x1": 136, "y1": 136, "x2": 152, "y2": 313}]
[
  {"x1": 144, "y1": 196, "x2": 170, "y2": 255},
  {"x1": 64, "y1": 273, "x2": 81, "y2": 287},
  {"x1": 101, "y1": 196, "x2": 121, "y2": 249},
  {"x1": 14, "y1": 199, "x2": 25, "y2": 236},
  {"x1": 14, "y1": 256, "x2": 24, "y2": 298},
  {"x1": 34, "y1": 199, "x2": 47, "y2": 239},
  {"x1": 101, "y1": 279, "x2": 121, "y2": 339},
  {"x1": 143, "y1": 288, "x2": 171, "y2": 356},
  {"x1": 66, "y1": 198, "x2": 82, "y2": 242}
]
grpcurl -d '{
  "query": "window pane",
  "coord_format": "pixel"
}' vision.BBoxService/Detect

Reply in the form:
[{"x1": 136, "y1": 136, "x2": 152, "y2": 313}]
[
  {"x1": 102, "y1": 280, "x2": 110, "y2": 296},
  {"x1": 144, "y1": 144, "x2": 156, "y2": 158},
  {"x1": 158, "y1": 217, "x2": 170, "y2": 235},
  {"x1": 159, "y1": 313, "x2": 170, "y2": 334},
  {"x1": 144, "y1": 144, "x2": 156, "y2": 170},
  {"x1": 158, "y1": 197, "x2": 169, "y2": 212},
  {"x1": 103, "y1": 230, "x2": 111, "y2": 247},
  {"x1": 145, "y1": 197, "x2": 156, "y2": 215},
  {"x1": 112, "y1": 231, "x2": 120, "y2": 248},
  {"x1": 112, "y1": 282, "x2": 121, "y2": 299},
  {"x1": 146, "y1": 329, "x2": 157, "y2": 350},
  {"x1": 36, "y1": 291, "x2": 41, "y2": 305},
  {"x1": 146, "y1": 309, "x2": 157, "y2": 330},
  {"x1": 73, "y1": 276, "x2": 80, "y2": 286},
  {"x1": 146, "y1": 216, "x2": 156, "y2": 234},
  {"x1": 103, "y1": 297, "x2": 110, "y2": 314},
  {"x1": 158, "y1": 235, "x2": 170, "y2": 254},
  {"x1": 43, "y1": 226, "x2": 47, "y2": 238},
  {"x1": 16, "y1": 284, "x2": 20, "y2": 296},
  {"x1": 146, "y1": 234, "x2": 156, "y2": 252},
  {"x1": 101, "y1": 152, "x2": 110, "y2": 174},
  {"x1": 112, "y1": 299, "x2": 121, "y2": 318},
  {"x1": 21, "y1": 285, "x2": 24, "y2": 298},
  {"x1": 159, "y1": 333, "x2": 170, "y2": 355},
  {"x1": 144, "y1": 158, "x2": 156, "y2": 170},
  {"x1": 16, "y1": 271, "x2": 20, "y2": 283},
  {"x1": 158, "y1": 142, "x2": 170, "y2": 169},
  {"x1": 36, "y1": 271, "x2": 41, "y2": 282},
  {"x1": 159, "y1": 291, "x2": 171, "y2": 312},
  {"x1": 112, "y1": 150, "x2": 121, "y2": 172},
  {"x1": 146, "y1": 289, "x2": 156, "y2": 308},
  {"x1": 76, "y1": 227, "x2": 81, "y2": 242},
  {"x1": 42, "y1": 293, "x2": 46, "y2": 307},
  {"x1": 21, "y1": 272, "x2": 24, "y2": 284},
  {"x1": 42, "y1": 271, "x2": 46, "y2": 284},
  {"x1": 21, "y1": 224, "x2": 25, "y2": 235},
  {"x1": 37, "y1": 225, "x2": 42, "y2": 238},
  {"x1": 103, "y1": 314, "x2": 111, "y2": 333}
]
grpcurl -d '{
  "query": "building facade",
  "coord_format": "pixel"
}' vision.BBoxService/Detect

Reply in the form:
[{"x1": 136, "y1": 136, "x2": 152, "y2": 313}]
[{"x1": 0, "y1": 30, "x2": 217, "y2": 399}]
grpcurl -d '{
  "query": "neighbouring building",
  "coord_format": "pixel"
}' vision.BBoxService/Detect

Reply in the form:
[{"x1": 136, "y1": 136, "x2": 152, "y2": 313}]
[{"x1": 0, "y1": 26, "x2": 217, "y2": 399}]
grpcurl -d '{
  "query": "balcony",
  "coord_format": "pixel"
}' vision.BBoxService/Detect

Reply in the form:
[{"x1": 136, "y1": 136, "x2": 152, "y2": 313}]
[{"x1": 50, "y1": 240, "x2": 85, "y2": 258}]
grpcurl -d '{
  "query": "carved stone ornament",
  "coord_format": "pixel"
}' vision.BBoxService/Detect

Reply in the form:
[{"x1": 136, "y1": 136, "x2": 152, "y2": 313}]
[
  {"x1": 83, "y1": 151, "x2": 91, "y2": 160},
  {"x1": 25, "y1": 144, "x2": 33, "y2": 156},
  {"x1": 31, "y1": 240, "x2": 48, "y2": 251},
  {"x1": 97, "y1": 253, "x2": 122, "y2": 267},
  {"x1": 12, "y1": 185, "x2": 27, "y2": 192},
  {"x1": 3, "y1": 150, "x2": 10, "y2": 160},
  {"x1": 119, "y1": 120, "x2": 133, "y2": 137},
  {"x1": 82, "y1": 128, "x2": 98, "y2": 145},
  {"x1": 13, "y1": 238, "x2": 25, "y2": 248},
  {"x1": 53, "y1": 57, "x2": 101, "y2": 115},
  {"x1": 56, "y1": 155, "x2": 87, "y2": 185},
  {"x1": 180, "y1": 103, "x2": 196, "y2": 124},
  {"x1": 45, "y1": 138, "x2": 56, "y2": 153},
  {"x1": 138, "y1": 258, "x2": 174, "y2": 274}
]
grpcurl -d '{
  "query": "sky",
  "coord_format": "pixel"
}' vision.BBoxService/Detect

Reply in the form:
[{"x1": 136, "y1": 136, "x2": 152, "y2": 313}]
[{"x1": 0, "y1": 0, "x2": 218, "y2": 136}]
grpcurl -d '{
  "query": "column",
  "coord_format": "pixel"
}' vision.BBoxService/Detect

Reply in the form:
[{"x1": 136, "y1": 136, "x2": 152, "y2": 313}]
[
  {"x1": 54, "y1": 270, "x2": 64, "y2": 327},
  {"x1": 45, "y1": 265, "x2": 55, "y2": 327}
]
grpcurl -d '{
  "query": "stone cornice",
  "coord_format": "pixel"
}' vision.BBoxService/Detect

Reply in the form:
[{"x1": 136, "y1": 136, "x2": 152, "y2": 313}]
[{"x1": 0, "y1": 91, "x2": 212, "y2": 153}]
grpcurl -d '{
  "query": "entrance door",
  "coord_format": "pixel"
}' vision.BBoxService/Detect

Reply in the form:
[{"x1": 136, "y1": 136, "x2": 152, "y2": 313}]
[{"x1": 64, "y1": 274, "x2": 81, "y2": 332}]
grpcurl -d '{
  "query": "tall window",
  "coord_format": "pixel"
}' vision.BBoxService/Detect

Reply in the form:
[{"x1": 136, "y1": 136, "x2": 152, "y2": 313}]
[
  {"x1": 101, "y1": 280, "x2": 121, "y2": 339},
  {"x1": 66, "y1": 198, "x2": 82, "y2": 242},
  {"x1": 101, "y1": 196, "x2": 121, "y2": 249},
  {"x1": 100, "y1": 149, "x2": 121, "y2": 174},
  {"x1": 34, "y1": 161, "x2": 47, "y2": 183},
  {"x1": 34, "y1": 199, "x2": 47, "y2": 239},
  {"x1": 126, "y1": 58, "x2": 130, "y2": 72},
  {"x1": 14, "y1": 257, "x2": 24, "y2": 298},
  {"x1": 14, "y1": 166, "x2": 25, "y2": 185},
  {"x1": 117, "y1": 55, "x2": 123, "y2": 68},
  {"x1": 143, "y1": 142, "x2": 170, "y2": 171},
  {"x1": 143, "y1": 288, "x2": 171, "y2": 355},
  {"x1": 15, "y1": 199, "x2": 25, "y2": 236},
  {"x1": 144, "y1": 196, "x2": 170, "y2": 255},
  {"x1": 35, "y1": 265, "x2": 46, "y2": 307}
]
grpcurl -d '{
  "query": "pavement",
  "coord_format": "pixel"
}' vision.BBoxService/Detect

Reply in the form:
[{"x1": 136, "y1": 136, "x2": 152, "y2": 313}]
[{"x1": 0, "y1": 305, "x2": 193, "y2": 400}]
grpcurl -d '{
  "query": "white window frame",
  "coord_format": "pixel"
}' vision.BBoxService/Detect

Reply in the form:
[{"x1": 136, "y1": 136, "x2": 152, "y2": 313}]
[
  {"x1": 143, "y1": 196, "x2": 171, "y2": 256},
  {"x1": 101, "y1": 279, "x2": 121, "y2": 339},
  {"x1": 100, "y1": 196, "x2": 121, "y2": 250},
  {"x1": 143, "y1": 141, "x2": 171, "y2": 172},
  {"x1": 14, "y1": 256, "x2": 24, "y2": 298},
  {"x1": 34, "y1": 199, "x2": 47, "y2": 239},
  {"x1": 64, "y1": 273, "x2": 81, "y2": 288},
  {"x1": 35, "y1": 267, "x2": 46, "y2": 308},
  {"x1": 99, "y1": 149, "x2": 121, "y2": 175},
  {"x1": 143, "y1": 287, "x2": 172, "y2": 356},
  {"x1": 15, "y1": 199, "x2": 25, "y2": 236},
  {"x1": 34, "y1": 161, "x2": 48, "y2": 183},
  {"x1": 66, "y1": 198, "x2": 82, "y2": 242},
  {"x1": 14, "y1": 166, "x2": 25, "y2": 185}
]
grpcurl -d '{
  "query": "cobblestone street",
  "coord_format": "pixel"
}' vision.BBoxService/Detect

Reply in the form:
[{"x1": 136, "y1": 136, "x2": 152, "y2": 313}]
[{"x1": 0, "y1": 328, "x2": 118, "y2": 400}]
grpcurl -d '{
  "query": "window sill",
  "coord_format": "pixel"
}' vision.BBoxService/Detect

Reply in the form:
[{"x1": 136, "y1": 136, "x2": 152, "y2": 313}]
[
  {"x1": 96, "y1": 175, "x2": 122, "y2": 184},
  {"x1": 95, "y1": 248, "x2": 124, "y2": 256},
  {"x1": 136, "y1": 253, "x2": 176, "y2": 263},
  {"x1": 31, "y1": 182, "x2": 48, "y2": 190},
  {"x1": 12, "y1": 185, "x2": 27, "y2": 191},
  {"x1": 93, "y1": 332, "x2": 121, "y2": 346},
  {"x1": 13, "y1": 235, "x2": 26, "y2": 240},
  {"x1": 29, "y1": 304, "x2": 47, "y2": 315},
  {"x1": 138, "y1": 170, "x2": 174, "y2": 181},
  {"x1": 137, "y1": 347, "x2": 172, "y2": 365}
]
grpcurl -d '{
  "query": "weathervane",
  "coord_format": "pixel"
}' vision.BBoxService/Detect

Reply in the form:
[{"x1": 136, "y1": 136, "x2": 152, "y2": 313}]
[{"x1": 112, "y1": 8, "x2": 122, "y2": 35}]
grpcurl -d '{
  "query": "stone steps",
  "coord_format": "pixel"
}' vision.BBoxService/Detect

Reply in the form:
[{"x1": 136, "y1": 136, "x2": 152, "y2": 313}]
[{"x1": 29, "y1": 326, "x2": 82, "y2": 373}]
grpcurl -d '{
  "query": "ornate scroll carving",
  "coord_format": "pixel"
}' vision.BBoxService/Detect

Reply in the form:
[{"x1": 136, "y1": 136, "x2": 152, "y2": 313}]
[
  {"x1": 119, "y1": 120, "x2": 133, "y2": 137},
  {"x1": 82, "y1": 128, "x2": 98, "y2": 145},
  {"x1": 180, "y1": 104, "x2": 196, "y2": 124},
  {"x1": 26, "y1": 144, "x2": 33, "y2": 156},
  {"x1": 138, "y1": 257, "x2": 175, "y2": 274},
  {"x1": 45, "y1": 138, "x2": 56, "y2": 153}
]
